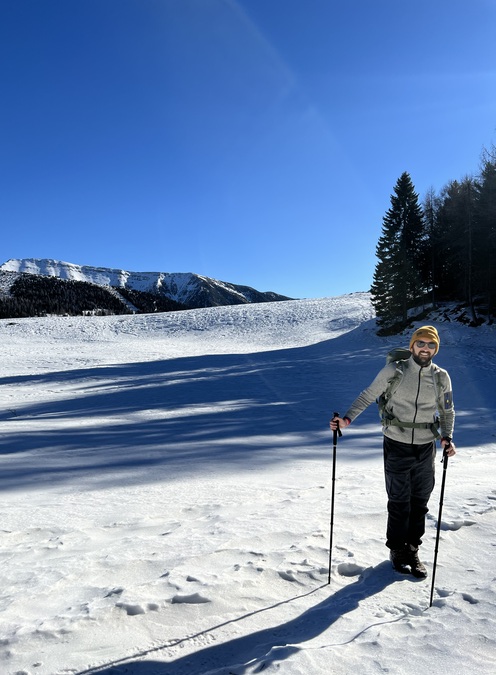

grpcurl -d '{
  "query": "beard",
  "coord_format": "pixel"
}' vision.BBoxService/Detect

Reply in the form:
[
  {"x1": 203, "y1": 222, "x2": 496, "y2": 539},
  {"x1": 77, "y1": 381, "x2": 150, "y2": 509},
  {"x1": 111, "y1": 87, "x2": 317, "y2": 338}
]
[{"x1": 412, "y1": 352, "x2": 432, "y2": 367}]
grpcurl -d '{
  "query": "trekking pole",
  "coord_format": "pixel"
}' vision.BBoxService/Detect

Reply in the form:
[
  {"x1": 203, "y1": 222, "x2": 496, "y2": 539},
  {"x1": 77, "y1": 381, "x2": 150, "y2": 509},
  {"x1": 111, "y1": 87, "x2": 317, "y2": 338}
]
[
  {"x1": 328, "y1": 413, "x2": 342, "y2": 584},
  {"x1": 429, "y1": 449, "x2": 450, "y2": 607}
]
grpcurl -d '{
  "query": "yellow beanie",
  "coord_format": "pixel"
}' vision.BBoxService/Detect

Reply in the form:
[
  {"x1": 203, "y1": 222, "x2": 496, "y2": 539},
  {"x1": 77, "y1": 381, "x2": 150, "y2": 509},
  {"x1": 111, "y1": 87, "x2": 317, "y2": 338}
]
[{"x1": 409, "y1": 325, "x2": 440, "y2": 354}]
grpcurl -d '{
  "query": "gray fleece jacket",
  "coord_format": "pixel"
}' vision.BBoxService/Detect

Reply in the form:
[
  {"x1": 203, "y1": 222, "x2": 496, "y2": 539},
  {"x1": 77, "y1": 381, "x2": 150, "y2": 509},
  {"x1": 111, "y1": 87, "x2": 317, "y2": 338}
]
[{"x1": 344, "y1": 357, "x2": 455, "y2": 444}]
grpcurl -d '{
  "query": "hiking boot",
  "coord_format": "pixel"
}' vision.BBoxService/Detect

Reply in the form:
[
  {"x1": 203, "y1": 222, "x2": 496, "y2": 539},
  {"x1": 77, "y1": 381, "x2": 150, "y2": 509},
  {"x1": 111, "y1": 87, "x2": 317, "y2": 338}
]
[
  {"x1": 389, "y1": 546, "x2": 410, "y2": 574},
  {"x1": 407, "y1": 545, "x2": 428, "y2": 579}
]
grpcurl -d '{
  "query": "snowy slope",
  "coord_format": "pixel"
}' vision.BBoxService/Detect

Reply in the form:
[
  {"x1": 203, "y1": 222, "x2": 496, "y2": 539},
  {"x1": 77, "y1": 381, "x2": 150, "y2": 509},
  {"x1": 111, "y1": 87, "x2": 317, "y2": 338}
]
[
  {"x1": 0, "y1": 271, "x2": 18, "y2": 297},
  {"x1": 0, "y1": 294, "x2": 495, "y2": 675}
]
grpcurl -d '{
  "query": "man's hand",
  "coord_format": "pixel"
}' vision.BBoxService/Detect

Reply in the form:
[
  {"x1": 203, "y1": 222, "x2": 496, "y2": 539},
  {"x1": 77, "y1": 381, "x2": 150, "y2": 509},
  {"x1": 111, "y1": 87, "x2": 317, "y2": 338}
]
[
  {"x1": 330, "y1": 416, "x2": 349, "y2": 431},
  {"x1": 441, "y1": 437, "x2": 456, "y2": 457}
]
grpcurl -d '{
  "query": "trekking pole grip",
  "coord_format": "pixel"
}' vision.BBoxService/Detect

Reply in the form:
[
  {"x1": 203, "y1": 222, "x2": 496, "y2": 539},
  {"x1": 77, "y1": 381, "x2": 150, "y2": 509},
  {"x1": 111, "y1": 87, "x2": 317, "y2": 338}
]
[{"x1": 333, "y1": 412, "x2": 342, "y2": 438}]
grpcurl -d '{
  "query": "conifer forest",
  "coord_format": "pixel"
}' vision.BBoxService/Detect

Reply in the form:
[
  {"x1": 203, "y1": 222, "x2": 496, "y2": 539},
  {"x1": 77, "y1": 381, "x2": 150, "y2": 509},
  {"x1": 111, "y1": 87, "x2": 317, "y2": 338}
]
[{"x1": 371, "y1": 146, "x2": 496, "y2": 329}]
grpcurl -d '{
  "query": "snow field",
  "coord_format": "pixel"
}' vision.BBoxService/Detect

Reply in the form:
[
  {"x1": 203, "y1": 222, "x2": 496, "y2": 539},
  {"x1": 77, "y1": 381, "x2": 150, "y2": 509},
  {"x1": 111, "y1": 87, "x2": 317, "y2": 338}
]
[{"x1": 0, "y1": 294, "x2": 495, "y2": 674}]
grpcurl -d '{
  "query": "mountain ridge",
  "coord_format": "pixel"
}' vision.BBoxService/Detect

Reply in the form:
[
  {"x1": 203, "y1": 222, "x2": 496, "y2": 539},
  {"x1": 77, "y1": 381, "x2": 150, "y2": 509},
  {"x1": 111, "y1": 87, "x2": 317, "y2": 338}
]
[{"x1": 0, "y1": 258, "x2": 292, "y2": 309}]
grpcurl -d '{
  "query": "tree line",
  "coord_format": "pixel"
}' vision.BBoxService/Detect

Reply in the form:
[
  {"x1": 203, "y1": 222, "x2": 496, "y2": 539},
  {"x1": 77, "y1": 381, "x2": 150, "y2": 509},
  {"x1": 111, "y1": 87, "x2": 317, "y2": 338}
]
[
  {"x1": 371, "y1": 146, "x2": 496, "y2": 331},
  {"x1": 0, "y1": 274, "x2": 187, "y2": 319}
]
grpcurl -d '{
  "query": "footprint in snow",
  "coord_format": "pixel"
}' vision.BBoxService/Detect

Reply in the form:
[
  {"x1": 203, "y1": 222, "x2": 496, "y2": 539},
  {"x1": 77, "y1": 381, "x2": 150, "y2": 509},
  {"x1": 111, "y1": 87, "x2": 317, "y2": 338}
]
[
  {"x1": 278, "y1": 570, "x2": 301, "y2": 582},
  {"x1": 441, "y1": 519, "x2": 476, "y2": 531},
  {"x1": 337, "y1": 562, "x2": 366, "y2": 577},
  {"x1": 115, "y1": 600, "x2": 161, "y2": 615},
  {"x1": 171, "y1": 592, "x2": 211, "y2": 604},
  {"x1": 116, "y1": 602, "x2": 146, "y2": 616},
  {"x1": 436, "y1": 588, "x2": 453, "y2": 598},
  {"x1": 461, "y1": 593, "x2": 479, "y2": 605}
]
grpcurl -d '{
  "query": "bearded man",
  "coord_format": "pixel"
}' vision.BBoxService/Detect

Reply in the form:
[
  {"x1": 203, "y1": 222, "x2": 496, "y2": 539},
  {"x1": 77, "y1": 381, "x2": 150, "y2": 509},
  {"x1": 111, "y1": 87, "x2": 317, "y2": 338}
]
[{"x1": 331, "y1": 326, "x2": 456, "y2": 578}]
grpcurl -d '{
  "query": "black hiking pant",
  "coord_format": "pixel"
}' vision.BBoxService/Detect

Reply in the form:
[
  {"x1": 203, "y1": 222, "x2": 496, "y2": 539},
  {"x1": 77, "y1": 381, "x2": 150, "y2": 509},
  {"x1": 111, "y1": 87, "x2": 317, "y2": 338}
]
[{"x1": 383, "y1": 436, "x2": 436, "y2": 550}]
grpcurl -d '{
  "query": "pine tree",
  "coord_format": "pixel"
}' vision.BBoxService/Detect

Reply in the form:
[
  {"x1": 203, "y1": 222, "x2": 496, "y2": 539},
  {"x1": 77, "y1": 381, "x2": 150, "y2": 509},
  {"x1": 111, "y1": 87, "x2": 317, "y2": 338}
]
[
  {"x1": 436, "y1": 177, "x2": 479, "y2": 321},
  {"x1": 475, "y1": 152, "x2": 496, "y2": 316},
  {"x1": 422, "y1": 187, "x2": 441, "y2": 307},
  {"x1": 371, "y1": 172, "x2": 427, "y2": 327}
]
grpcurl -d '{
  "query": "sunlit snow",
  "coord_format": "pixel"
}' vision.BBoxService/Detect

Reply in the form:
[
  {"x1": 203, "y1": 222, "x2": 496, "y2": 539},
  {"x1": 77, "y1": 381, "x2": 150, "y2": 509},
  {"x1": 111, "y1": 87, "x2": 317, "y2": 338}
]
[{"x1": 0, "y1": 294, "x2": 495, "y2": 674}]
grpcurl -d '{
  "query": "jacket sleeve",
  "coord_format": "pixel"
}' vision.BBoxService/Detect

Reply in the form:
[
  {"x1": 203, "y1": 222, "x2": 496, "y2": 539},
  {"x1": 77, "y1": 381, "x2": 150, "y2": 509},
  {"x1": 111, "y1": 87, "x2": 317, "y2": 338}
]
[
  {"x1": 344, "y1": 364, "x2": 396, "y2": 423},
  {"x1": 438, "y1": 369, "x2": 455, "y2": 439}
]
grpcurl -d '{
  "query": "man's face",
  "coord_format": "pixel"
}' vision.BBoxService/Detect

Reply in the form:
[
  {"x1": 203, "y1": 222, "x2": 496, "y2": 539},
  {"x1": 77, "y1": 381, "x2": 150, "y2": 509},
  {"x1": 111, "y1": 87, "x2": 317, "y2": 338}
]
[{"x1": 410, "y1": 339, "x2": 437, "y2": 366}]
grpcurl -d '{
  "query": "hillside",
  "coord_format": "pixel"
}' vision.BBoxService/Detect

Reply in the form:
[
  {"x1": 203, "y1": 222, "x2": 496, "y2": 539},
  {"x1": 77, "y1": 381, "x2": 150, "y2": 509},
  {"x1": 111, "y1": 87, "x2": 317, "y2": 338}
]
[
  {"x1": 0, "y1": 271, "x2": 188, "y2": 318},
  {"x1": 0, "y1": 293, "x2": 495, "y2": 674}
]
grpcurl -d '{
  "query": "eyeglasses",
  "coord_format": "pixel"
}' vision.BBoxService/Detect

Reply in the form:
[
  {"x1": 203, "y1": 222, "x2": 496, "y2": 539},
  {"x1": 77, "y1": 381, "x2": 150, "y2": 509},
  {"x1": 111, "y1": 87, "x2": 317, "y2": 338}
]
[{"x1": 416, "y1": 340, "x2": 437, "y2": 349}]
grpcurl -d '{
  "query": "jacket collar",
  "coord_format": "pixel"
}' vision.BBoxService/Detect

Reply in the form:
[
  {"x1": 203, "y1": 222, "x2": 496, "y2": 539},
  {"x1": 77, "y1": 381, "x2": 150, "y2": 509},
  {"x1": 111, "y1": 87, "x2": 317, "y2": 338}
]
[{"x1": 408, "y1": 356, "x2": 434, "y2": 373}]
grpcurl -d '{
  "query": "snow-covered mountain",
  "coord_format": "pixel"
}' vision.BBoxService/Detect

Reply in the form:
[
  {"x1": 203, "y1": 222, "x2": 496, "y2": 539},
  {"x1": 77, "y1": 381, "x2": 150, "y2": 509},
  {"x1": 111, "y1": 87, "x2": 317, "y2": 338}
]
[{"x1": 0, "y1": 258, "x2": 292, "y2": 308}]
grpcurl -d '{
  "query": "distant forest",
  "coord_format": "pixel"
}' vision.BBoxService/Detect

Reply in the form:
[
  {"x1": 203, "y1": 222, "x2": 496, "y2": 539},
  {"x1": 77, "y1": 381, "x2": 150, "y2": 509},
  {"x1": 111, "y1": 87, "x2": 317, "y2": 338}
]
[
  {"x1": 0, "y1": 274, "x2": 187, "y2": 319},
  {"x1": 371, "y1": 145, "x2": 496, "y2": 331}
]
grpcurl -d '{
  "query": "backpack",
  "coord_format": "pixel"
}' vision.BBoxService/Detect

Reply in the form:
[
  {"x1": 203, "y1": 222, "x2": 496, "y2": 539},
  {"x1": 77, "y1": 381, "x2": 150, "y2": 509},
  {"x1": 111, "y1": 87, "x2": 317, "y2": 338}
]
[{"x1": 377, "y1": 348, "x2": 446, "y2": 439}]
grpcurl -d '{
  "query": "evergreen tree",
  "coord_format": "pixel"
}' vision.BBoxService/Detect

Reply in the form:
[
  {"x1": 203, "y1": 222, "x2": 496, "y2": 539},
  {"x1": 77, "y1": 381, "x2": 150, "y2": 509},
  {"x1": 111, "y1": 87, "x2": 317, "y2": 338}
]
[
  {"x1": 475, "y1": 152, "x2": 496, "y2": 315},
  {"x1": 422, "y1": 187, "x2": 441, "y2": 307},
  {"x1": 436, "y1": 177, "x2": 479, "y2": 321},
  {"x1": 371, "y1": 172, "x2": 427, "y2": 326}
]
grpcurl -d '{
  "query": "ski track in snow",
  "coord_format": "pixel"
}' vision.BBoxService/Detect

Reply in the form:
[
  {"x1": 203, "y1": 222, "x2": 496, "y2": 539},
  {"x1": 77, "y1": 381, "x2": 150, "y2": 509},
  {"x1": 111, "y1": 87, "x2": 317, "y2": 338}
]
[{"x1": 0, "y1": 295, "x2": 495, "y2": 675}]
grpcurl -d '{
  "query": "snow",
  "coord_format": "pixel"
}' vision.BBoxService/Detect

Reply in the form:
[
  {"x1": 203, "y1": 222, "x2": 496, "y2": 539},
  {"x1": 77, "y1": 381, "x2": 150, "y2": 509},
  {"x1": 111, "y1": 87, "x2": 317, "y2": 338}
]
[
  {"x1": 0, "y1": 271, "x2": 19, "y2": 297},
  {"x1": 0, "y1": 293, "x2": 495, "y2": 675},
  {"x1": 0, "y1": 259, "x2": 275, "y2": 305},
  {"x1": 0, "y1": 257, "x2": 191, "y2": 297}
]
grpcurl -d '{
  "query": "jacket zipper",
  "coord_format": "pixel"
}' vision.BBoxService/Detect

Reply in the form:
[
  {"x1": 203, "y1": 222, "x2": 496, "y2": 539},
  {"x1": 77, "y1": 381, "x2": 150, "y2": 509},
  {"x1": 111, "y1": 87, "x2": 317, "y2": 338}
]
[{"x1": 412, "y1": 368, "x2": 422, "y2": 444}]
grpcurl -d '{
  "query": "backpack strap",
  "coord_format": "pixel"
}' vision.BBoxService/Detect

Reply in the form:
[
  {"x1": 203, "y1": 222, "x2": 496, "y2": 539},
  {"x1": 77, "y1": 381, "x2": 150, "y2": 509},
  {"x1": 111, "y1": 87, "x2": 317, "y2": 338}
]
[
  {"x1": 380, "y1": 361, "x2": 444, "y2": 440},
  {"x1": 382, "y1": 417, "x2": 441, "y2": 438},
  {"x1": 431, "y1": 365, "x2": 448, "y2": 411},
  {"x1": 377, "y1": 360, "x2": 406, "y2": 420}
]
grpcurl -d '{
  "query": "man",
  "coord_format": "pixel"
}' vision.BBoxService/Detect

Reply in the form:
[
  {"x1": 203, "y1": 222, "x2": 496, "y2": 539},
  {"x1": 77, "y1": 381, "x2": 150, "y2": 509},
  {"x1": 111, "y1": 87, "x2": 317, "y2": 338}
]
[{"x1": 331, "y1": 326, "x2": 456, "y2": 579}]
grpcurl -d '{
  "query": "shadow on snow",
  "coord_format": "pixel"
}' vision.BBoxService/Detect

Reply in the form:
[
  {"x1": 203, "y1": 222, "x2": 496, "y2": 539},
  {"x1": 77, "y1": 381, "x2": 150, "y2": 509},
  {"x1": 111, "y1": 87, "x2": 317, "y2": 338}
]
[
  {"x1": 0, "y1": 337, "x2": 383, "y2": 491},
  {"x1": 0, "y1": 330, "x2": 490, "y2": 491},
  {"x1": 77, "y1": 561, "x2": 411, "y2": 675}
]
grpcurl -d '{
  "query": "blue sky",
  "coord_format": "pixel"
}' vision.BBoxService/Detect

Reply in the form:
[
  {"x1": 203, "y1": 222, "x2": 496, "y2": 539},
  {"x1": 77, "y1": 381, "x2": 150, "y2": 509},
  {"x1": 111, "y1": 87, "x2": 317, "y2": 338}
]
[{"x1": 1, "y1": 0, "x2": 495, "y2": 299}]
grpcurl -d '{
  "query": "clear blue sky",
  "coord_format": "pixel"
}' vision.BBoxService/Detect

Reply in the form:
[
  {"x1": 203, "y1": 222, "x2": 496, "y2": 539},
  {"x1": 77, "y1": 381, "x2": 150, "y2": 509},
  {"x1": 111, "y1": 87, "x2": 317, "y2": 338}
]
[{"x1": 1, "y1": 0, "x2": 495, "y2": 299}]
